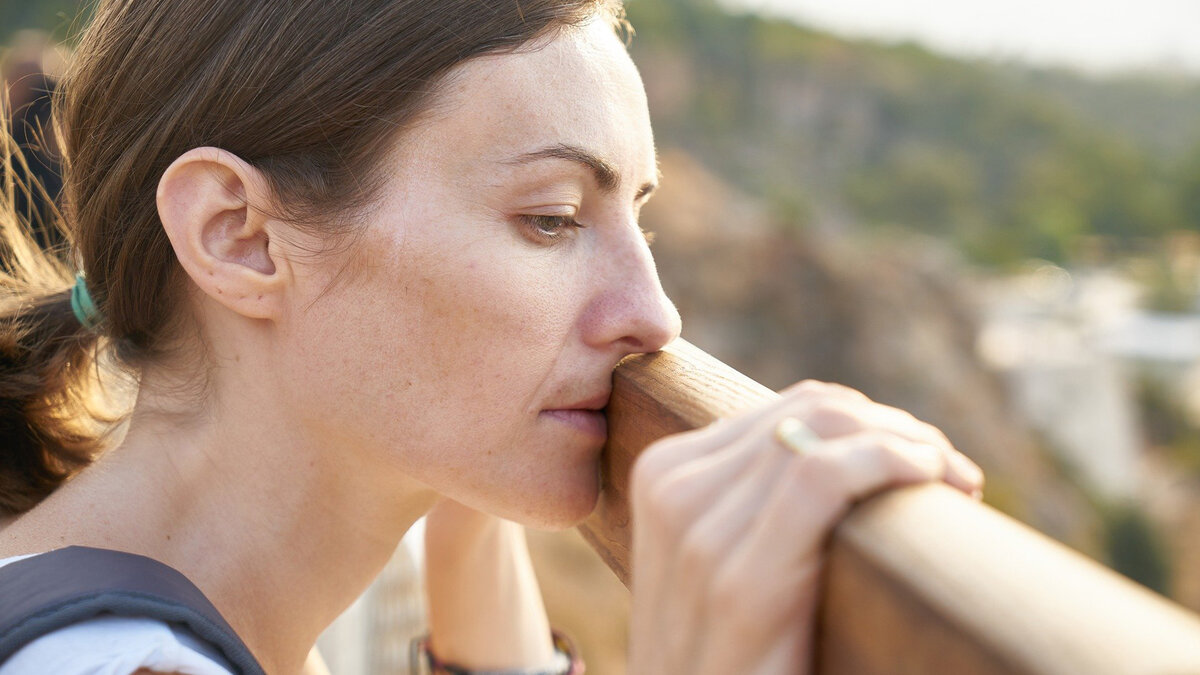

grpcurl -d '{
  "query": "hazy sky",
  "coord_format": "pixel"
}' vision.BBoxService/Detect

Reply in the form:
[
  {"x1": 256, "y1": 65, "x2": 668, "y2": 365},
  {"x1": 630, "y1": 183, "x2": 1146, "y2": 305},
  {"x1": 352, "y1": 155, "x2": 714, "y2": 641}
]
[{"x1": 724, "y1": 0, "x2": 1200, "y2": 74}]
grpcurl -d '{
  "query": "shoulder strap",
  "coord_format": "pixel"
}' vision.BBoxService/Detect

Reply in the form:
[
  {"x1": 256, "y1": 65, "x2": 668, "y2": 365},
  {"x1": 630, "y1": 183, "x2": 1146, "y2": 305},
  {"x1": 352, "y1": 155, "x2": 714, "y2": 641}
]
[{"x1": 0, "y1": 546, "x2": 265, "y2": 675}]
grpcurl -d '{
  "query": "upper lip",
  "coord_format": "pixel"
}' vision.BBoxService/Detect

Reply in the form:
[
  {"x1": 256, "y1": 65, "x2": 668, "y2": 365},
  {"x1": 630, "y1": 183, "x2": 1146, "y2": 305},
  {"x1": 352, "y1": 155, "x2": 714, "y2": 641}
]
[{"x1": 548, "y1": 391, "x2": 612, "y2": 411}]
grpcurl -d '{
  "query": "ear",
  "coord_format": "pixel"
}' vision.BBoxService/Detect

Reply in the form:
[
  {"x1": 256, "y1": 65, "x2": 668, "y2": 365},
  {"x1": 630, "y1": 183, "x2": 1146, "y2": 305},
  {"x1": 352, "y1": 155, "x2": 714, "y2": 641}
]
[{"x1": 157, "y1": 147, "x2": 287, "y2": 320}]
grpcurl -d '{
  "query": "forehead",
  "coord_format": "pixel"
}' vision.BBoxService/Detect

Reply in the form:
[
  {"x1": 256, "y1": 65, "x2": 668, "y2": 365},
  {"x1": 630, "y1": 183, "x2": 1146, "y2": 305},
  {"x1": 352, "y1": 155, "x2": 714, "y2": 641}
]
[{"x1": 401, "y1": 19, "x2": 656, "y2": 183}]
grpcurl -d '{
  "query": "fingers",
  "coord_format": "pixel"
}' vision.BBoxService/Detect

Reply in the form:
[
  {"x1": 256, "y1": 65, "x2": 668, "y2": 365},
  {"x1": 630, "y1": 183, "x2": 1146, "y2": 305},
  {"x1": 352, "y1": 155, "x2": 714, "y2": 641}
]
[
  {"x1": 634, "y1": 379, "x2": 984, "y2": 502},
  {"x1": 945, "y1": 448, "x2": 985, "y2": 499},
  {"x1": 702, "y1": 430, "x2": 951, "y2": 633},
  {"x1": 631, "y1": 434, "x2": 773, "y2": 659},
  {"x1": 628, "y1": 380, "x2": 986, "y2": 675},
  {"x1": 634, "y1": 380, "x2": 875, "y2": 486},
  {"x1": 759, "y1": 429, "x2": 950, "y2": 554},
  {"x1": 801, "y1": 394, "x2": 951, "y2": 453},
  {"x1": 634, "y1": 380, "x2": 867, "y2": 484},
  {"x1": 631, "y1": 405, "x2": 803, "y2": 673},
  {"x1": 655, "y1": 448, "x2": 789, "y2": 669}
]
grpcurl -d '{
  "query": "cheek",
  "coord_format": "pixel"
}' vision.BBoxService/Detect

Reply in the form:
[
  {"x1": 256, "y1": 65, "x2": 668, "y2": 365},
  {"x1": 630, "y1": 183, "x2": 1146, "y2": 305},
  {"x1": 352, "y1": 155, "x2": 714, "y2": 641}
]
[
  {"x1": 327, "y1": 233, "x2": 583, "y2": 444},
  {"x1": 285, "y1": 212, "x2": 601, "y2": 524},
  {"x1": 406, "y1": 253, "x2": 574, "y2": 385}
]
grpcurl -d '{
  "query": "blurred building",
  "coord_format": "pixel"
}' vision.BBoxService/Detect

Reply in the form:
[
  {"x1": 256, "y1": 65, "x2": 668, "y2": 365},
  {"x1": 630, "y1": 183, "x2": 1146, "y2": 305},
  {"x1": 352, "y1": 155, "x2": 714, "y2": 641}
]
[{"x1": 979, "y1": 264, "x2": 1200, "y2": 499}]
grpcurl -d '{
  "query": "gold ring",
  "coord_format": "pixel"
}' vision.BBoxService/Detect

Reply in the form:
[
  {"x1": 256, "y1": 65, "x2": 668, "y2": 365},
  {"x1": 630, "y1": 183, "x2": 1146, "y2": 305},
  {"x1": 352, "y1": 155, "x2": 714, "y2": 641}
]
[{"x1": 774, "y1": 416, "x2": 822, "y2": 457}]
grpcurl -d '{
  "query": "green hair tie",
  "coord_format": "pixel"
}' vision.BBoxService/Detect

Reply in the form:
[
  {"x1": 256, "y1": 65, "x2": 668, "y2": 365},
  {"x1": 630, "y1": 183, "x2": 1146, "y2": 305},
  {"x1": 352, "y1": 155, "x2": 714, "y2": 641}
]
[{"x1": 70, "y1": 273, "x2": 100, "y2": 330}]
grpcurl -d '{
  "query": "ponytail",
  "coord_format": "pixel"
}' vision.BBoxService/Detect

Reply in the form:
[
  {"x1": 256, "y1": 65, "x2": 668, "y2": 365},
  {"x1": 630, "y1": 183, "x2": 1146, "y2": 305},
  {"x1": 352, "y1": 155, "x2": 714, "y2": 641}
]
[{"x1": 0, "y1": 112, "x2": 111, "y2": 516}]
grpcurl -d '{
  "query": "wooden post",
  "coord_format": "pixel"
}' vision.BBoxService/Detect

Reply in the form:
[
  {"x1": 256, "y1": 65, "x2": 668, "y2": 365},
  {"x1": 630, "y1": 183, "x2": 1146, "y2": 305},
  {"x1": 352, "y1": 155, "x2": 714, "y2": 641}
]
[{"x1": 577, "y1": 339, "x2": 1200, "y2": 674}]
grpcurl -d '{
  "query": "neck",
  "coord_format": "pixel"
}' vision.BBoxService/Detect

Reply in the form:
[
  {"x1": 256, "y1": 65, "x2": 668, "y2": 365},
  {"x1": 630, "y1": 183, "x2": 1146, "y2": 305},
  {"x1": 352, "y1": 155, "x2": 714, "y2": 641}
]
[{"x1": 2, "y1": 366, "x2": 439, "y2": 674}]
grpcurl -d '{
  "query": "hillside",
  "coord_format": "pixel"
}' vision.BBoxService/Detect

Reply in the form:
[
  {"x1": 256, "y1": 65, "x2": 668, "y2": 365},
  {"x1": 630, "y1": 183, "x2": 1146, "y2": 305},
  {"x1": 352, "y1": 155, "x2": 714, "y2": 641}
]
[{"x1": 624, "y1": 0, "x2": 1200, "y2": 267}]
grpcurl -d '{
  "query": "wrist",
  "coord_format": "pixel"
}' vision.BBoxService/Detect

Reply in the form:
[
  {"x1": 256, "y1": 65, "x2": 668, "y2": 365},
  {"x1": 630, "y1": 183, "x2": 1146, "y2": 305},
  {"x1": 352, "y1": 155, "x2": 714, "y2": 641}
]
[
  {"x1": 424, "y1": 503, "x2": 554, "y2": 668},
  {"x1": 412, "y1": 630, "x2": 584, "y2": 675},
  {"x1": 425, "y1": 499, "x2": 514, "y2": 549}
]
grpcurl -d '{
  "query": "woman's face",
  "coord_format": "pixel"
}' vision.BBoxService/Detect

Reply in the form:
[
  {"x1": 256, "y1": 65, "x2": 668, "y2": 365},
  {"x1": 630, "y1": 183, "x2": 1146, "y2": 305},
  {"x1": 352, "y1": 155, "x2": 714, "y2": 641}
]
[{"x1": 280, "y1": 17, "x2": 680, "y2": 528}]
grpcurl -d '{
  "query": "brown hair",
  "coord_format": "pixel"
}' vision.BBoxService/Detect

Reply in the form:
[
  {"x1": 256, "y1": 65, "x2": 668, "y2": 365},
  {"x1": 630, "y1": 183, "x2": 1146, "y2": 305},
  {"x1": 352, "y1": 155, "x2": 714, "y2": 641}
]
[{"x1": 0, "y1": 0, "x2": 626, "y2": 516}]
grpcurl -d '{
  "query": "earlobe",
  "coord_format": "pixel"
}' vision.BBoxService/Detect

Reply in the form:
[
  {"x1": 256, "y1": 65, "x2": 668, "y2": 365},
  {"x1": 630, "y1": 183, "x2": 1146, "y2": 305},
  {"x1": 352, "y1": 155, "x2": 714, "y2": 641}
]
[{"x1": 157, "y1": 147, "x2": 287, "y2": 321}]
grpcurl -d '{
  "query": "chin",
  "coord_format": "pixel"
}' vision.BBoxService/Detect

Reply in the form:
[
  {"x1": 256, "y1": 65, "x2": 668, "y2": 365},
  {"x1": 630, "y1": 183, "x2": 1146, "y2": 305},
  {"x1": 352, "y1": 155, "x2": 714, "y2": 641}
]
[{"x1": 512, "y1": 467, "x2": 602, "y2": 531}]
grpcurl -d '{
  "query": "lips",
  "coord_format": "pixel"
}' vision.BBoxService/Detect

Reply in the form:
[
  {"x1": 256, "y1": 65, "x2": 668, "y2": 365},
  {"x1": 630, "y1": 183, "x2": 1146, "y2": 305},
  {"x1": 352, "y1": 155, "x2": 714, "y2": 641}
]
[
  {"x1": 541, "y1": 391, "x2": 611, "y2": 439},
  {"x1": 542, "y1": 408, "x2": 608, "y2": 438}
]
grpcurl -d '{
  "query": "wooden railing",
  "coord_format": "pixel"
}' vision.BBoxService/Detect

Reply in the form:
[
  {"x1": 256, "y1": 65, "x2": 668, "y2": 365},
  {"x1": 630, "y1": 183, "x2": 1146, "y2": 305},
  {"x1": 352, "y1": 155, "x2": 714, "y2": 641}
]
[{"x1": 578, "y1": 339, "x2": 1200, "y2": 674}]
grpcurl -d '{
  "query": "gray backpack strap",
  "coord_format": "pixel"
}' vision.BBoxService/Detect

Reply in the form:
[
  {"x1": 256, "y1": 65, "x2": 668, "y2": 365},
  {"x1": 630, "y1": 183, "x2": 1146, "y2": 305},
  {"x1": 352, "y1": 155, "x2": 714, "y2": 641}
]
[{"x1": 0, "y1": 546, "x2": 265, "y2": 675}]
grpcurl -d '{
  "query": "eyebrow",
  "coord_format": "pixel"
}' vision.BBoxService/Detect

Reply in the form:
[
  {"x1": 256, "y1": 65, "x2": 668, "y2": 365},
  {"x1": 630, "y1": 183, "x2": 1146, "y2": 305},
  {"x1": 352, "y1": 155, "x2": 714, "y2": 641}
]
[{"x1": 506, "y1": 143, "x2": 658, "y2": 200}]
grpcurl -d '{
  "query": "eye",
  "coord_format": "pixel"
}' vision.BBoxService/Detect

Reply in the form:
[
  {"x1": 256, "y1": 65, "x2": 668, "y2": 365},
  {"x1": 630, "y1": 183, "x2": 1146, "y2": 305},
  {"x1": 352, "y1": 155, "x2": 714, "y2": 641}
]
[{"x1": 517, "y1": 214, "x2": 585, "y2": 243}]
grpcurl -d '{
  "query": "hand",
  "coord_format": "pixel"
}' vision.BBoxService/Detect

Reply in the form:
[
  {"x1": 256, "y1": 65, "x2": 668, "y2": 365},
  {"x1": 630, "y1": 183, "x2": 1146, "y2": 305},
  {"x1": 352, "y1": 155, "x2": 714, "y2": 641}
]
[
  {"x1": 626, "y1": 381, "x2": 984, "y2": 675},
  {"x1": 424, "y1": 499, "x2": 557, "y2": 670}
]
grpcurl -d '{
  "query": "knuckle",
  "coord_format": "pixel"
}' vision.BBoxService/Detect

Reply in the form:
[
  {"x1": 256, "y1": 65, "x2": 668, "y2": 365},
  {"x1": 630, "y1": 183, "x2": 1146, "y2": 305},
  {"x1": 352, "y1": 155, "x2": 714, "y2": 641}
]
[
  {"x1": 709, "y1": 566, "x2": 763, "y2": 628},
  {"x1": 783, "y1": 379, "x2": 870, "y2": 403},
  {"x1": 679, "y1": 527, "x2": 723, "y2": 574},
  {"x1": 792, "y1": 452, "x2": 845, "y2": 496},
  {"x1": 872, "y1": 432, "x2": 909, "y2": 454},
  {"x1": 870, "y1": 433, "x2": 922, "y2": 462},
  {"x1": 709, "y1": 565, "x2": 744, "y2": 613},
  {"x1": 644, "y1": 433, "x2": 688, "y2": 459},
  {"x1": 929, "y1": 425, "x2": 954, "y2": 448},
  {"x1": 632, "y1": 436, "x2": 687, "y2": 486},
  {"x1": 639, "y1": 476, "x2": 700, "y2": 529},
  {"x1": 630, "y1": 456, "x2": 665, "y2": 495},
  {"x1": 891, "y1": 407, "x2": 920, "y2": 425},
  {"x1": 783, "y1": 379, "x2": 834, "y2": 399},
  {"x1": 887, "y1": 439, "x2": 945, "y2": 478},
  {"x1": 835, "y1": 427, "x2": 886, "y2": 452},
  {"x1": 804, "y1": 401, "x2": 862, "y2": 434},
  {"x1": 825, "y1": 382, "x2": 871, "y2": 401},
  {"x1": 796, "y1": 378, "x2": 829, "y2": 392},
  {"x1": 788, "y1": 460, "x2": 849, "y2": 524}
]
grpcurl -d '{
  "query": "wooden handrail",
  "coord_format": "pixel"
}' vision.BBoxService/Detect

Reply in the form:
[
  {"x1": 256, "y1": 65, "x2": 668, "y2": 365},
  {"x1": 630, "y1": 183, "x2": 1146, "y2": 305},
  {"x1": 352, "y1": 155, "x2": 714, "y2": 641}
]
[{"x1": 578, "y1": 339, "x2": 1200, "y2": 674}]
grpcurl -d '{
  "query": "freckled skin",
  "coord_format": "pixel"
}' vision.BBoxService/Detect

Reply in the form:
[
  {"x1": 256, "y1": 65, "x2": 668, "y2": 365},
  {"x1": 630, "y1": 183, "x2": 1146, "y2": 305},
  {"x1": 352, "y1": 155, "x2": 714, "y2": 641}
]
[{"x1": 265, "y1": 19, "x2": 680, "y2": 529}]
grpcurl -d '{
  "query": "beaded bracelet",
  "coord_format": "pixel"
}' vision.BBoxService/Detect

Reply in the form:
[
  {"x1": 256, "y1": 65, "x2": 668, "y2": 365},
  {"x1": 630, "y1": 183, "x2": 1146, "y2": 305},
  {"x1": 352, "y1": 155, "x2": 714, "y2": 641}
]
[{"x1": 409, "y1": 629, "x2": 585, "y2": 675}]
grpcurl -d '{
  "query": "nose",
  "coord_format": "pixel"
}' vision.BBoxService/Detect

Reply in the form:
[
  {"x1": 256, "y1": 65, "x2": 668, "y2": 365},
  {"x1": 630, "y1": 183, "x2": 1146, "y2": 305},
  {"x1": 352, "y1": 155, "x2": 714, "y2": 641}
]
[{"x1": 583, "y1": 225, "x2": 682, "y2": 355}]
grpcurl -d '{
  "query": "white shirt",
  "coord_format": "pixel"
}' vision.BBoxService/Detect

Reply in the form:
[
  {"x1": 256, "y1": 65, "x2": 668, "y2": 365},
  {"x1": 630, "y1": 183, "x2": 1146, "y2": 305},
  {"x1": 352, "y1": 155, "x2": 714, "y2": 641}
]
[{"x1": 0, "y1": 553, "x2": 236, "y2": 675}]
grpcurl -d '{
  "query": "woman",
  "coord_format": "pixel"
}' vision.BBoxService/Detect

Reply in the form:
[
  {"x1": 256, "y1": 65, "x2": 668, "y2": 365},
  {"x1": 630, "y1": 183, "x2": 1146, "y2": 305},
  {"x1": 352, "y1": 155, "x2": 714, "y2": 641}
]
[{"x1": 0, "y1": 1, "x2": 984, "y2": 673}]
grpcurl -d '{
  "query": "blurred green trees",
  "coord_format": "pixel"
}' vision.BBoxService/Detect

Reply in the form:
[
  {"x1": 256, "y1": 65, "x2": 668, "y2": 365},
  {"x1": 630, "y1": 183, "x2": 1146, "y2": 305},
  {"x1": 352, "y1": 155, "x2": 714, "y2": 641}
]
[
  {"x1": 1102, "y1": 502, "x2": 1173, "y2": 595},
  {"x1": 1, "y1": 1, "x2": 82, "y2": 43},
  {"x1": 1181, "y1": 143, "x2": 1200, "y2": 229},
  {"x1": 624, "y1": 0, "x2": 1200, "y2": 269}
]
